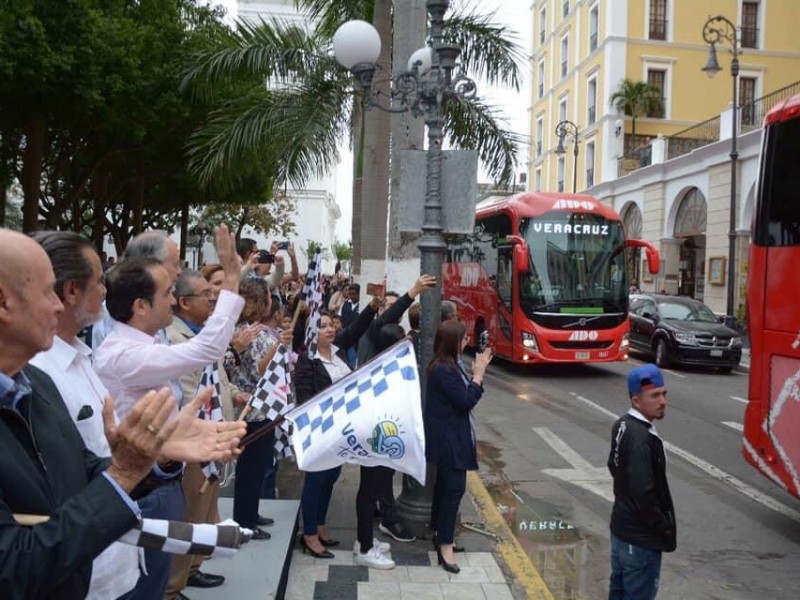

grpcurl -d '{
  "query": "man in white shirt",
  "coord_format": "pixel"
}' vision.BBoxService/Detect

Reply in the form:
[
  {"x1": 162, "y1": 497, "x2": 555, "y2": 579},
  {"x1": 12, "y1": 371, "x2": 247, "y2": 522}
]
[
  {"x1": 94, "y1": 225, "x2": 245, "y2": 600},
  {"x1": 29, "y1": 230, "x2": 247, "y2": 600}
]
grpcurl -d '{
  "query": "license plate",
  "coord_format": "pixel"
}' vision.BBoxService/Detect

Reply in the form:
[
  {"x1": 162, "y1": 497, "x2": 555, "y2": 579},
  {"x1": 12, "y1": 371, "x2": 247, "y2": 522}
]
[
  {"x1": 710, "y1": 349, "x2": 723, "y2": 357},
  {"x1": 575, "y1": 352, "x2": 590, "y2": 360}
]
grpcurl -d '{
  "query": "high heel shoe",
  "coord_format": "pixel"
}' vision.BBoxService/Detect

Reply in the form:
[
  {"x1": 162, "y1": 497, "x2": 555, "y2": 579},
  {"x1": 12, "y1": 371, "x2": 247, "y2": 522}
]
[
  {"x1": 299, "y1": 535, "x2": 334, "y2": 558},
  {"x1": 435, "y1": 546, "x2": 460, "y2": 574},
  {"x1": 319, "y1": 537, "x2": 340, "y2": 548},
  {"x1": 432, "y1": 534, "x2": 465, "y2": 553}
]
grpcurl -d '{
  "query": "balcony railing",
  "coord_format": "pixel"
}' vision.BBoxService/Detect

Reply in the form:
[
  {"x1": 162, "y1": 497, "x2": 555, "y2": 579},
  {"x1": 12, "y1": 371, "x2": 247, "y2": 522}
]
[
  {"x1": 585, "y1": 168, "x2": 594, "y2": 188},
  {"x1": 617, "y1": 137, "x2": 655, "y2": 178},
  {"x1": 666, "y1": 116, "x2": 721, "y2": 160},
  {"x1": 739, "y1": 79, "x2": 800, "y2": 133},
  {"x1": 649, "y1": 18, "x2": 667, "y2": 40},
  {"x1": 589, "y1": 31, "x2": 598, "y2": 51},
  {"x1": 587, "y1": 106, "x2": 596, "y2": 125},
  {"x1": 741, "y1": 26, "x2": 758, "y2": 49},
  {"x1": 561, "y1": 61, "x2": 568, "y2": 78}
]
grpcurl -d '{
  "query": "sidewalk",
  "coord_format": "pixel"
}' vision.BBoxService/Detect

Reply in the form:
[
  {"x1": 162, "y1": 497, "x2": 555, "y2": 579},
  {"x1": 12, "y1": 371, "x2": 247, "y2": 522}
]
[{"x1": 280, "y1": 462, "x2": 525, "y2": 600}]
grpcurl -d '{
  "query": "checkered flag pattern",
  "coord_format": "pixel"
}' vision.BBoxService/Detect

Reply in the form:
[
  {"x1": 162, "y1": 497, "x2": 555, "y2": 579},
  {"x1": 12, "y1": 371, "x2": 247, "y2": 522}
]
[
  {"x1": 118, "y1": 518, "x2": 252, "y2": 559},
  {"x1": 196, "y1": 363, "x2": 223, "y2": 482},
  {"x1": 248, "y1": 344, "x2": 295, "y2": 459},
  {"x1": 285, "y1": 339, "x2": 427, "y2": 483},
  {"x1": 302, "y1": 248, "x2": 323, "y2": 355}
]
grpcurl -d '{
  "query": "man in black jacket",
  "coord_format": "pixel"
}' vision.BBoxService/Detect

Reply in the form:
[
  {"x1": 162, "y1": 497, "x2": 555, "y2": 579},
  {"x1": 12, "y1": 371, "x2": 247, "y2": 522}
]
[{"x1": 607, "y1": 363, "x2": 676, "y2": 600}]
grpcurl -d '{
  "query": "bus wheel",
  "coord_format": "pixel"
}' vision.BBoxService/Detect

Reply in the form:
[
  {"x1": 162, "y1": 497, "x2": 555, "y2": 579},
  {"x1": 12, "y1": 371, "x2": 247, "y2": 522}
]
[{"x1": 655, "y1": 339, "x2": 671, "y2": 368}]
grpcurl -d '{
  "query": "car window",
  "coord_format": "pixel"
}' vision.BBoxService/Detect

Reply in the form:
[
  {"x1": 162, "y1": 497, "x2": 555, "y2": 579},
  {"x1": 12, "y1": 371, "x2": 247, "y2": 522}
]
[
  {"x1": 658, "y1": 301, "x2": 718, "y2": 322},
  {"x1": 633, "y1": 299, "x2": 656, "y2": 316}
]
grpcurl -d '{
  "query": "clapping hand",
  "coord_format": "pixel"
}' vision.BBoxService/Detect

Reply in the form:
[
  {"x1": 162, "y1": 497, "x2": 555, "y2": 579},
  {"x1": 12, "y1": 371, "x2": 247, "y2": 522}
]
[
  {"x1": 231, "y1": 323, "x2": 264, "y2": 354},
  {"x1": 472, "y1": 347, "x2": 493, "y2": 385}
]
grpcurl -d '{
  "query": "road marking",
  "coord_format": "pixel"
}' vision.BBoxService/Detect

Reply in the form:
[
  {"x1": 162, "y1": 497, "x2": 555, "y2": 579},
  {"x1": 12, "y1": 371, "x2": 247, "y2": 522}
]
[
  {"x1": 662, "y1": 368, "x2": 687, "y2": 379},
  {"x1": 569, "y1": 392, "x2": 800, "y2": 525},
  {"x1": 722, "y1": 421, "x2": 744, "y2": 432},
  {"x1": 534, "y1": 427, "x2": 614, "y2": 502},
  {"x1": 730, "y1": 396, "x2": 748, "y2": 404}
]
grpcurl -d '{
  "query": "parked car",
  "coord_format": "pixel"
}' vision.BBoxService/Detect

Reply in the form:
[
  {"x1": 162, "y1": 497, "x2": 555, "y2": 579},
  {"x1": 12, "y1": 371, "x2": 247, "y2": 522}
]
[{"x1": 629, "y1": 293, "x2": 742, "y2": 371}]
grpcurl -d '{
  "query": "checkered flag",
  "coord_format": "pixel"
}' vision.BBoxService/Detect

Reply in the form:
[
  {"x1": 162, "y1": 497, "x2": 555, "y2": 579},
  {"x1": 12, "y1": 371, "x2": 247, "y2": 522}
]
[
  {"x1": 302, "y1": 247, "x2": 323, "y2": 355},
  {"x1": 119, "y1": 518, "x2": 252, "y2": 559},
  {"x1": 248, "y1": 344, "x2": 295, "y2": 459},
  {"x1": 196, "y1": 363, "x2": 223, "y2": 484}
]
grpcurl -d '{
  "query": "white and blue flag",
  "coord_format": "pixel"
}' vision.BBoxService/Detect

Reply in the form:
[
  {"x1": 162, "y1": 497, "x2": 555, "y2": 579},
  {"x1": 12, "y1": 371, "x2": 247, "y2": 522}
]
[{"x1": 286, "y1": 339, "x2": 426, "y2": 484}]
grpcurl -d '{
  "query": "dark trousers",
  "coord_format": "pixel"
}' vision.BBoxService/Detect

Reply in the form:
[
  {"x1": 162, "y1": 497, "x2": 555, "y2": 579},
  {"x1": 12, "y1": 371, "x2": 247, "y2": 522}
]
[
  {"x1": 300, "y1": 466, "x2": 342, "y2": 535},
  {"x1": 233, "y1": 420, "x2": 274, "y2": 527},
  {"x1": 356, "y1": 465, "x2": 394, "y2": 551},
  {"x1": 129, "y1": 479, "x2": 186, "y2": 600},
  {"x1": 260, "y1": 453, "x2": 278, "y2": 499},
  {"x1": 431, "y1": 464, "x2": 466, "y2": 545},
  {"x1": 377, "y1": 469, "x2": 399, "y2": 527}
]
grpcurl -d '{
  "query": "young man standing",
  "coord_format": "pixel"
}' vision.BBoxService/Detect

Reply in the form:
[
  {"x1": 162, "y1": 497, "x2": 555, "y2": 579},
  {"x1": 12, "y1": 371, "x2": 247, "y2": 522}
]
[{"x1": 608, "y1": 364, "x2": 676, "y2": 599}]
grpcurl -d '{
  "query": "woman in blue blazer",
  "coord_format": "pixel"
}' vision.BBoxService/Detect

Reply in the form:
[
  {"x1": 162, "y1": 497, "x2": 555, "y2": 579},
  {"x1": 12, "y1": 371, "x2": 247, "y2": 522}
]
[{"x1": 425, "y1": 320, "x2": 492, "y2": 573}]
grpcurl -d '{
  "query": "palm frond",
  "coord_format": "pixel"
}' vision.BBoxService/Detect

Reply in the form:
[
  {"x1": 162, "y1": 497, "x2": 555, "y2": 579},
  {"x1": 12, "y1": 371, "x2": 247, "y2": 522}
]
[
  {"x1": 444, "y1": 96, "x2": 521, "y2": 186},
  {"x1": 296, "y1": 0, "x2": 375, "y2": 37},
  {"x1": 445, "y1": 10, "x2": 524, "y2": 90}
]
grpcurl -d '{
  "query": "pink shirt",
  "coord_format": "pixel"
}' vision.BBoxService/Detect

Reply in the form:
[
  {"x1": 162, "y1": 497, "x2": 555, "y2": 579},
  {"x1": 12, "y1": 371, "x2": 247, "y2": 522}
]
[{"x1": 94, "y1": 290, "x2": 244, "y2": 419}]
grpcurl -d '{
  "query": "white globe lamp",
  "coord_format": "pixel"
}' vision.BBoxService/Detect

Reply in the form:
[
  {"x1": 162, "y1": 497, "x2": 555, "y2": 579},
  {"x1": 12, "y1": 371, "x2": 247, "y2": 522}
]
[{"x1": 333, "y1": 20, "x2": 381, "y2": 70}]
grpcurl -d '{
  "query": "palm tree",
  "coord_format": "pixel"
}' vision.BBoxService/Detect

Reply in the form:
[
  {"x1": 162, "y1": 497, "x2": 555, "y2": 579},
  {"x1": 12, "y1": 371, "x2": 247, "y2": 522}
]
[{"x1": 609, "y1": 78, "x2": 664, "y2": 139}]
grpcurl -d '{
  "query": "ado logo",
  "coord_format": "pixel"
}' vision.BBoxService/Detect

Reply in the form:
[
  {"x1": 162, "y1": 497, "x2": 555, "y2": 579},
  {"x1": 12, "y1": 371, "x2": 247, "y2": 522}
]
[{"x1": 568, "y1": 330, "x2": 599, "y2": 341}]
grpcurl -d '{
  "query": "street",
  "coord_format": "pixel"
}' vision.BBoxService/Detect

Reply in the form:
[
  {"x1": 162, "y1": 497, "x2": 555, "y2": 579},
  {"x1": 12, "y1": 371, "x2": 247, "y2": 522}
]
[{"x1": 473, "y1": 356, "x2": 800, "y2": 599}]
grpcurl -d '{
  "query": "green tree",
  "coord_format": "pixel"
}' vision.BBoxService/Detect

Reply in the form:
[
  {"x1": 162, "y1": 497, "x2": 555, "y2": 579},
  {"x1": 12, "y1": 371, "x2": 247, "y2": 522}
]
[
  {"x1": 199, "y1": 192, "x2": 297, "y2": 240},
  {"x1": 609, "y1": 78, "x2": 664, "y2": 139}
]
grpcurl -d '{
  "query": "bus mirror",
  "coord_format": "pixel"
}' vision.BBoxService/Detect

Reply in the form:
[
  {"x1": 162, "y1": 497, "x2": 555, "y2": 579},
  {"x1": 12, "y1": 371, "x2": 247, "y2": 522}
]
[
  {"x1": 625, "y1": 239, "x2": 661, "y2": 275},
  {"x1": 514, "y1": 244, "x2": 529, "y2": 274}
]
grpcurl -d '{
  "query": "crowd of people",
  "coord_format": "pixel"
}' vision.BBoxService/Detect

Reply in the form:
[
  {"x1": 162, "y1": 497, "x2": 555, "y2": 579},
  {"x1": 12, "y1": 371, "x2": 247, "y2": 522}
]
[{"x1": 0, "y1": 225, "x2": 494, "y2": 600}]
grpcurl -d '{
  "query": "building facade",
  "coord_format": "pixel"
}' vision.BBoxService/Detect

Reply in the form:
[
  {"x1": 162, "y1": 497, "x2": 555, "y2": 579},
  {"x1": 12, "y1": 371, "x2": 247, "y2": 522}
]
[{"x1": 528, "y1": 0, "x2": 800, "y2": 195}]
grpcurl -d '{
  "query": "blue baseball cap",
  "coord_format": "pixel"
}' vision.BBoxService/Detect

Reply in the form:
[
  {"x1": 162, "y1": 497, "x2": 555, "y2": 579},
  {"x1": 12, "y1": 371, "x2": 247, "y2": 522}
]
[{"x1": 628, "y1": 364, "x2": 665, "y2": 394}]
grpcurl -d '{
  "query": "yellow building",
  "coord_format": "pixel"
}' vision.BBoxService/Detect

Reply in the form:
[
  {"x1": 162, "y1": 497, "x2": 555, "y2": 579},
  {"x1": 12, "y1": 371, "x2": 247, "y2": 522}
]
[{"x1": 528, "y1": 0, "x2": 800, "y2": 195}]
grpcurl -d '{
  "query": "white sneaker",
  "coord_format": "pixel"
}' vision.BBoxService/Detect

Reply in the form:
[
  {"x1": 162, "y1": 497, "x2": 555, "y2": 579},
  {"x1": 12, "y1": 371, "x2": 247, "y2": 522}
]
[
  {"x1": 354, "y1": 545, "x2": 395, "y2": 570},
  {"x1": 353, "y1": 538, "x2": 391, "y2": 556}
]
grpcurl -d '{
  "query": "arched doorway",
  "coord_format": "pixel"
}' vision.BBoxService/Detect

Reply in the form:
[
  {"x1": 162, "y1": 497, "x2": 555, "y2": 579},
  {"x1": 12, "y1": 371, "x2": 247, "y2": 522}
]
[
  {"x1": 622, "y1": 202, "x2": 643, "y2": 289},
  {"x1": 673, "y1": 188, "x2": 707, "y2": 299}
]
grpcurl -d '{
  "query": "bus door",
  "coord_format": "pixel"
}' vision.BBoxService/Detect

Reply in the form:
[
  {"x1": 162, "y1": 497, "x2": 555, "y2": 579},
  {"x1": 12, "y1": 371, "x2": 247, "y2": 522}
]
[{"x1": 493, "y1": 245, "x2": 515, "y2": 359}]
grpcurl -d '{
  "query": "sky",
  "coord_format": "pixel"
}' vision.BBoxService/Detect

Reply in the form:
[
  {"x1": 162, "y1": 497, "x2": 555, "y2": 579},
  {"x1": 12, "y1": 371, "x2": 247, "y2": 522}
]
[{"x1": 216, "y1": 0, "x2": 533, "y2": 242}]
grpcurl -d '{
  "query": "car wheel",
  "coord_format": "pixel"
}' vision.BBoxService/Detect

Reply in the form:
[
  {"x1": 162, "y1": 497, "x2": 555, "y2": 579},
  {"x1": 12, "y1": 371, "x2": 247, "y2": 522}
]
[{"x1": 655, "y1": 339, "x2": 670, "y2": 368}]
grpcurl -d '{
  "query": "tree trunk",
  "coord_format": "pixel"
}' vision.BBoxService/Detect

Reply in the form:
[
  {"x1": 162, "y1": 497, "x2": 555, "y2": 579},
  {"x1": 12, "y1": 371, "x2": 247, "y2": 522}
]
[
  {"x1": 132, "y1": 161, "x2": 145, "y2": 234},
  {"x1": 21, "y1": 119, "x2": 46, "y2": 232},
  {"x1": 91, "y1": 164, "x2": 109, "y2": 251},
  {"x1": 179, "y1": 197, "x2": 189, "y2": 260}
]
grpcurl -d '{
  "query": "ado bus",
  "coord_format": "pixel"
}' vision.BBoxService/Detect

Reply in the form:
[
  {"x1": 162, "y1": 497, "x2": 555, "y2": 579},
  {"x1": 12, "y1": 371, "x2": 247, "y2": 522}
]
[
  {"x1": 743, "y1": 93, "x2": 800, "y2": 498},
  {"x1": 443, "y1": 192, "x2": 659, "y2": 364}
]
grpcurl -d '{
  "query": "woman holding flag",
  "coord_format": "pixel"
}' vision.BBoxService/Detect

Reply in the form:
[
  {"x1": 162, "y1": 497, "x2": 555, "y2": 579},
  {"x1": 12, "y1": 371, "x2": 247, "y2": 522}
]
[{"x1": 425, "y1": 321, "x2": 493, "y2": 574}]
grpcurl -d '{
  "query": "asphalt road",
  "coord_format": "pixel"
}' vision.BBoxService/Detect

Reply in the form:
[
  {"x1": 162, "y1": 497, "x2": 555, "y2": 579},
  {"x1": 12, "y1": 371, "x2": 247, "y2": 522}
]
[{"x1": 473, "y1": 354, "x2": 800, "y2": 600}]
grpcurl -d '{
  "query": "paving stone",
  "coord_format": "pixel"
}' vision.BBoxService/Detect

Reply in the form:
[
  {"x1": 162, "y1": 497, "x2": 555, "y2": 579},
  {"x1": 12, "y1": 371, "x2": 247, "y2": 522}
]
[
  {"x1": 480, "y1": 583, "x2": 515, "y2": 600},
  {"x1": 357, "y1": 582, "x2": 401, "y2": 598},
  {"x1": 399, "y1": 582, "x2": 446, "y2": 600},
  {"x1": 440, "y1": 582, "x2": 488, "y2": 600},
  {"x1": 407, "y1": 566, "x2": 452, "y2": 583}
]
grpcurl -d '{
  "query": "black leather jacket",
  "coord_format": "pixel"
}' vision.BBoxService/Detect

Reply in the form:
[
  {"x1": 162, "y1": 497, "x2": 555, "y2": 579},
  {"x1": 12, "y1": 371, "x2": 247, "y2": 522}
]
[{"x1": 608, "y1": 413, "x2": 677, "y2": 552}]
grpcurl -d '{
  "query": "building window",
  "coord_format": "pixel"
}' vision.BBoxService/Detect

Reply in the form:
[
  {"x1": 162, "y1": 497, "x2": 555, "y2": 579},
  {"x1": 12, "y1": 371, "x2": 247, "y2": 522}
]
[
  {"x1": 536, "y1": 117, "x2": 544, "y2": 157},
  {"x1": 585, "y1": 141, "x2": 595, "y2": 188},
  {"x1": 587, "y1": 78, "x2": 597, "y2": 125},
  {"x1": 646, "y1": 69, "x2": 666, "y2": 118},
  {"x1": 559, "y1": 98, "x2": 568, "y2": 123},
  {"x1": 649, "y1": 0, "x2": 667, "y2": 40},
  {"x1": 557, "y1": 157, "x2": 566, "y2": 193},
  {"x1": 540, "y1": 7, "x2": 546, "y2": 45},
  {"x1": 535, "y1": 168, "x2": 542, "y2": 192},
  {"x1": 741, "y1": 2, "x2": 759, "y2": 49},
  {"x1": 740, "y1": 76, "x2": 757, "y2": 126},
  {"x1": 560, "y1": 35, "x2": 569, "y2": 79},
  {"x1": 538, "y1": 60, "x2": 545, "y2": 98},
  {"x1": 562, "y1": 0, "x2": 569, "y2": 19},
  {"x1": 589, "y1": 4, "x2": 599, "y2": 51}
]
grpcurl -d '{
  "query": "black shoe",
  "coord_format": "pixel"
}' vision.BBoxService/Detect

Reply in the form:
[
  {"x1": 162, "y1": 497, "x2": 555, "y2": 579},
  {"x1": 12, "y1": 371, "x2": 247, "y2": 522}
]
[
  {"x1": 250, "y1": 527, "x2": 271, "y2": 540},
  {"x1": 436, "y1": 546, "x2": 460, "y2": 574},
  {"x1": 186, "y1": 571, "x2": 225, "y2": 588},
  {"x1": 257, "y1": 515, "x2": 275, "y2": 526},
  {"x1": 379, "y1": 521, "x2": 416, "y2": 542},
  {"x1": 320, "y1": 537, "x2": 340, "y2": 547},
  {"x1": 432, "y1": 533, "x2": 465, "y2": 553},
  {"x1": 298, "y1": 535, "x2": 334, "y2": 558}
]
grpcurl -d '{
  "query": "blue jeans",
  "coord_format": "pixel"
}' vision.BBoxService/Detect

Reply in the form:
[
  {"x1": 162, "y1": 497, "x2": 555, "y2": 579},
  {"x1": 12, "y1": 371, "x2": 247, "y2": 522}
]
[
  {"x1": 609, "y1": 532, "x2": 662, "y2": 600},
  {"x1": 129, "y1": 480, "x2": 186, "y2": 600},
  {"x1": 301, "y1": 467, "x2": 341, "y2": 535}
]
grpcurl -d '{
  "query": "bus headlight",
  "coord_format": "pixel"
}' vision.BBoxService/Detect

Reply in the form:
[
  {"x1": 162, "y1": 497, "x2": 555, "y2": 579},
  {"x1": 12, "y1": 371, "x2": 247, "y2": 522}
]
[
  {"x1": 620, "y1": 333, "x2": 630, "y2": 350},
  {"x1": 521, "y1": 332, "x2": 539, "y2": 351}
]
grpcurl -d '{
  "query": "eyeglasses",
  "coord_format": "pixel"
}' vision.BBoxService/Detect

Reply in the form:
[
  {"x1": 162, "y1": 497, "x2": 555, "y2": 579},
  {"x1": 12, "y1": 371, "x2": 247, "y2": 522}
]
[{"x1": 182, "y1": 290, "x2": 214, "y2": 299}]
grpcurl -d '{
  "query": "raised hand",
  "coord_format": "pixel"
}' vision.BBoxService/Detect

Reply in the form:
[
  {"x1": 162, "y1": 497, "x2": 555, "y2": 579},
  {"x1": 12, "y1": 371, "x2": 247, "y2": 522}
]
[
  {"x1": 214, "y1": 224, "x2": 241, "y2": 293},
  {"x1": 103, "y1": 389, "x2": 179, "y2": 493},
  {"x1": 231, "y1": 323, "x2": 264, "y2": 354},
  {"x1": 160, "y1": 388, "x2": 247, "y2": 463},
  {"x1": 472, "y1": 347, "x2": 493, "y2": 385},
  {"x1": 409, "y1": 274, "x2": 437, "y2": 298}
]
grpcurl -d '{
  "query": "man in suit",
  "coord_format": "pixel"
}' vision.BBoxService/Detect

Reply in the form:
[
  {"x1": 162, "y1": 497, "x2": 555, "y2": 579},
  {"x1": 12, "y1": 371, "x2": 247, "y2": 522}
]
[
  {"x1": 0, "y1": 227, "x2": 181, "y2": 599},
  {"x1": 165, "y1": 270, "x2": 251, "y2": 598}
]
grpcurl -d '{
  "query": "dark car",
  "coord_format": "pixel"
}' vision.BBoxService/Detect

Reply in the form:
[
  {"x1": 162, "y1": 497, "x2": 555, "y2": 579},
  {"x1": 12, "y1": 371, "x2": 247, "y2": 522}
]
[{"x1": 629, "y1": 293, "x2": 742, "y2": 371}]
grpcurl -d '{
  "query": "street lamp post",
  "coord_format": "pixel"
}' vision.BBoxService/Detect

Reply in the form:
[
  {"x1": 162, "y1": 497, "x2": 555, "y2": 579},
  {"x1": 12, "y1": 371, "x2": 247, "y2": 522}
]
[
  {"x1": 333, "y1": 0, "x2": 477, "y2": 535},
  {"x1": 555, "y1": 119, "x2": 580, "y2": 193},
  {"x1": 702, "y1": 15, "x2": 740, "y2": 325}
]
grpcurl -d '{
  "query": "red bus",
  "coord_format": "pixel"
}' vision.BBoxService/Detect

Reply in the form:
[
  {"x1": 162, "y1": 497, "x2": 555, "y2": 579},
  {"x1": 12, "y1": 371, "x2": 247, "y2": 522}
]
[
  {"x1": 743, "y1": 93, "x2": 800, "y2": 498},
  {"x1": 443, "y1": 192, "x2": 659, "y2": 364}
]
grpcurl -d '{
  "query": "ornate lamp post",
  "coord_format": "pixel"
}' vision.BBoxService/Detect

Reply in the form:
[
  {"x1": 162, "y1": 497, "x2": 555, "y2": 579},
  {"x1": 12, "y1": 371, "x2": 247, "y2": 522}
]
[
  {"x1": 555, "y1": 119, "x2": 580, "y2": 193},
  {"x1": 702, "y1": 15, "x2": 740, "y2": 325},
  {"x1": 333, "y1": 0, "x2": 477, "y2": 534}
]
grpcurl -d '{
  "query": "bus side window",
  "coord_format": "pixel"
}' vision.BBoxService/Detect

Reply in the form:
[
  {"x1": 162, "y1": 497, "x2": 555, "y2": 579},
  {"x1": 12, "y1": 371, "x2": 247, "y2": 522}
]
[
  {"x1": 497, "y1": 248, "x2": 513, "y2": 310},
  {"x1": 757, "y1": 117, "x2": 800, "y2": 247}
]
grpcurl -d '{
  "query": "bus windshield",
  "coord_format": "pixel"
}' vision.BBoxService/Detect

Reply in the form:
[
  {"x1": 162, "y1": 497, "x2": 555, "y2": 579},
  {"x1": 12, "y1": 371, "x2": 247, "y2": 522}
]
[{"x1": 518, "y1": 213, "x2": 628, "y2": 315}]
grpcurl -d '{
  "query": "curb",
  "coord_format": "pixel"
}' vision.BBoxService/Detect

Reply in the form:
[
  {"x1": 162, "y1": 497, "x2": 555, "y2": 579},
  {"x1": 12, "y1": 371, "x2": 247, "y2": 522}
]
[{"x1": 466, "y1": 471, "x2": 554, "y2": 600}]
